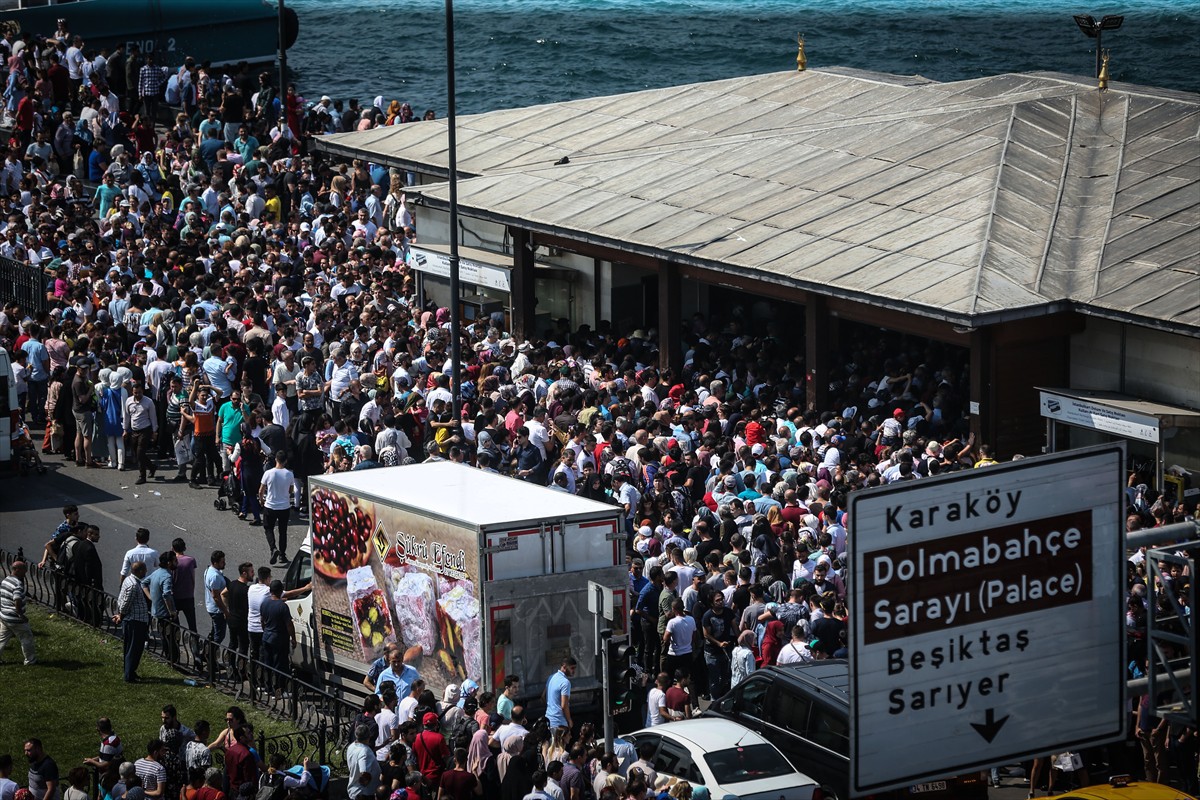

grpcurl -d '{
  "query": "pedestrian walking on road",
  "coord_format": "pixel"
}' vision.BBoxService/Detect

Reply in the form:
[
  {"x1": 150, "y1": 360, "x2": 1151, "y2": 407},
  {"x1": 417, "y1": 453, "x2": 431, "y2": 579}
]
[{"x1": 258, "y1": 452, "x2": 295, "y2": 565}]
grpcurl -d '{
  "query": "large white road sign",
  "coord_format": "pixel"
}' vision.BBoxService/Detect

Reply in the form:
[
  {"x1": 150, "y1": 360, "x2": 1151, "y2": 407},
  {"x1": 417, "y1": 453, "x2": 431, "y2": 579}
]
[{"x1": 849, "y1": 445, "x2": 1125, "y2": 796}]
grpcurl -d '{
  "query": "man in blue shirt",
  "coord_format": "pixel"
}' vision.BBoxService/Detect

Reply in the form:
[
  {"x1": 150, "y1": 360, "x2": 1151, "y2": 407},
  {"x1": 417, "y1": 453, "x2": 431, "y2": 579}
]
[
  {"x1": 374, "y1": 648, "x2": 420, "y2": 698},
  {"x1": 21, "y1": 324, "x2": 50, "y2": 424},
  {"x1": 143, "y1": 550, "x2": 180, "y2": 663},
  {"x1": 543, "y1": 656, "x2": 576, "y2": 731},
  {"x1": 202, "y1": 341, "x2": 236, "y2": 401},
  {"x1": 204, "y1": 550, "x2": 228, "y2": 646}
]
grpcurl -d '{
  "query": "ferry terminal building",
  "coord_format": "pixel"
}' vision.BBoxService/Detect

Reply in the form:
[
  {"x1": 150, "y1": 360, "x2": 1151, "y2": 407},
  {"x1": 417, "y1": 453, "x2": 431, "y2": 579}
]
[{"x1": 315, "y1": 68, "x2": 1200, "y2": 496}]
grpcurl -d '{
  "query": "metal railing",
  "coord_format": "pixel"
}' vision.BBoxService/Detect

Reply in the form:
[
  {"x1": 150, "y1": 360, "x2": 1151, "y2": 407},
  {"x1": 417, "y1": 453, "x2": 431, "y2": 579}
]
[
  {"x1": 0, "y1": 255, "x2": 48, "y2": 315},
  {"x1": 1, "y1": 547, "x2": 358, "y2": 773}
]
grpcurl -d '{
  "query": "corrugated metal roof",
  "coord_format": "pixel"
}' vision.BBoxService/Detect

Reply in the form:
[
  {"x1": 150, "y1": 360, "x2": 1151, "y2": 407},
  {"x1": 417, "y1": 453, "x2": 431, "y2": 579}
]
[{"x1": 317, "y1": 68, "x2": 1200, "y2": 335}]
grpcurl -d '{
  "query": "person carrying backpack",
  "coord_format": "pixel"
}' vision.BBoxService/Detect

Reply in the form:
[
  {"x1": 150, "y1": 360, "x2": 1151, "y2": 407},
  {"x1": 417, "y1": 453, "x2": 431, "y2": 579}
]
[{"x1": 256, "y1": 754, "x2": 314, "y2": 800}]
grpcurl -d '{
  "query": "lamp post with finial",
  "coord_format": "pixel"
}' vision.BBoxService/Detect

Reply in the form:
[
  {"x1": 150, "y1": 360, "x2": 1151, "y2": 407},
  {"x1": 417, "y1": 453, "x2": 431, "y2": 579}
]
[
  {"x1": 1073, "y1": 14, "x2": 1123, "y2": 86},
  {"x1": 445, "y1": 0, "x2": 462, "y2": 421}
]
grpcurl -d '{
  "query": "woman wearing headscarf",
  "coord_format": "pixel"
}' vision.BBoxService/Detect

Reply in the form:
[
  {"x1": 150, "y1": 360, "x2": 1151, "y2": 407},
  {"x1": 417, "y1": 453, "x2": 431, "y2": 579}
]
[
  {"x1": 496, "y1": 734, "x2": 535, "y2": 800},
  {"x1": 757, "y1": 605, "x2": 786, "y2": 667},
  {"x1": 233, "y1": 420, "x2": 264, "y2": 525},
  {"x1": 495, "y1": 733, "x2": 523, "y2": 787},
  {"x1": 384, "y1": 100, "x2": 402, "y2": 126},
  {"x1": 97, "y1": 371, "x2": 127, "y2": 470}
]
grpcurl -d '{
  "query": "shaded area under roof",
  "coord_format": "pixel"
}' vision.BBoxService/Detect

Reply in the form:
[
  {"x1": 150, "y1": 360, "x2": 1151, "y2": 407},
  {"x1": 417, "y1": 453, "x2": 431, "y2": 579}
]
[{"x1": 316, "y1": 68, "x2": 1200, "y2": 335}]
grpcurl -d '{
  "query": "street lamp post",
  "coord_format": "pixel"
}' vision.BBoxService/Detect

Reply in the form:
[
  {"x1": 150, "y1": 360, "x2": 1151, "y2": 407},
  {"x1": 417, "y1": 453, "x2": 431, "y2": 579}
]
[
  {"x1": 278, "y1": 0, "x2": 288, "y2": 102},
  {"x1": 1073, "y1": 14, "x2": 1124, "y2": 80},
  {"x1": 446, "y1": 0, "x2": 462, "y2": 422}
]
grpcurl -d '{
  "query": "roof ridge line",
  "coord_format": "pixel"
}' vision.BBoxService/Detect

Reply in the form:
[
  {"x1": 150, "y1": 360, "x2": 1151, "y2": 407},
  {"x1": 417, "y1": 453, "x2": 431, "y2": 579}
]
[
  {"x1": 970, "y1": 104, "x2": 1019, "y2": 315},
  {"x1": 1035, "y1": 94, "x2": 1078, "y2": 294},
  {"x1": 1091, "y1": 95, "x2": 1132, "y2": 301}
]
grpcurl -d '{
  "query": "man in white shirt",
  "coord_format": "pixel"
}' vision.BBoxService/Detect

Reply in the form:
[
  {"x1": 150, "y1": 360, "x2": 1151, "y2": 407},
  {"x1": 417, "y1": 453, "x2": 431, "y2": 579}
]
[
  {"x1": 373, "y1": 690, "x2": 399, "y2": 761},
  {"x1": 396, "y1": 678, "x2": 425, "y2": 723},
  {"x1": 646, "y1": 672, "x2": 669, "y2": 727},
  {"x1": 271, "y1": 383, "x2": 290, "y2": 428},
  {"x1": 247, "y1": 566, "x2": 272, "y2": 663},
  {"x1": 776, "y1": 624, "x2": 813, "y2": 665},
  {"x1": 525, "y1": 405, "x2": 551, "y2": 459},
  {"x1": 119, "y1": 527, "x2": 159, "y2": 580},
  {"x1": 258, "y1": 452, "x2": 295, "y2": 566},
  {"x1": 495, "y1": 706, "x2": 530, "y2": 746}
]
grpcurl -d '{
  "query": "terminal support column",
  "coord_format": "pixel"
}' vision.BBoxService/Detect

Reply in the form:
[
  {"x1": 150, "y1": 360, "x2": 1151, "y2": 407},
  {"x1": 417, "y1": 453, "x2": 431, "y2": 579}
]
[
  {"x1": 657, "y1": 259, "x2": 681, "y2": 373},
  {"x1": 805, "y1": 292, "x2": 830, "y2": 412},
  {"x1": 510, "y1": 227, "x2": 537, "y2": 343}
]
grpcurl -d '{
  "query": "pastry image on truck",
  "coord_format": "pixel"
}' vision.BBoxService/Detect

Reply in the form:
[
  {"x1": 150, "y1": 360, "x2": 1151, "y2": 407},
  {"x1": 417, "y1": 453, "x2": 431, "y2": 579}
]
[{"x1": 286, "y1": 462, "x2": 629, "y2": 704}]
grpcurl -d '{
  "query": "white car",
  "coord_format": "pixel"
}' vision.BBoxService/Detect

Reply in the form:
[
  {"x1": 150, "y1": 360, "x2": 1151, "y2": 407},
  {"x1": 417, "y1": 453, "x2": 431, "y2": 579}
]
[{"x1": 625, "y1": 718, "x2": 827, "y2": 800}]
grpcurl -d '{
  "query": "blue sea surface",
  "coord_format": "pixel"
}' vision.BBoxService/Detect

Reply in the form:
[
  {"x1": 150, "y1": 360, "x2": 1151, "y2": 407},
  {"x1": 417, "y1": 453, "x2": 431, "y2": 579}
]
[{"x1": 287, "y1": 0, "x2": 1199, "y2": 113}]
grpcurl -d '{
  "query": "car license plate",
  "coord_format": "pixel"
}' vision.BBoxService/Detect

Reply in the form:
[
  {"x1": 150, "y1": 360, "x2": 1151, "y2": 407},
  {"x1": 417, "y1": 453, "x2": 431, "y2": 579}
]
[{"x1": 909, "y1": 781, "x2": 947, "y2": 794}]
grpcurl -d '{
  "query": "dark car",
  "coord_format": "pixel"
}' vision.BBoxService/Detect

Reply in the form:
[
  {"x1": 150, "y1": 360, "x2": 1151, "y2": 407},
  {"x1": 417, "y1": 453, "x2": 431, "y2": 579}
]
[{"x1": 705, "y1": 659, "x2": 988, "y2": 800}]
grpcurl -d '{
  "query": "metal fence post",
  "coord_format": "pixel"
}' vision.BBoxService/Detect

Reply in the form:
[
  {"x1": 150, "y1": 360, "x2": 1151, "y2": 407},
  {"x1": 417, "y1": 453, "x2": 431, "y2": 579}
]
[
  {"x1": 290, "y1": 673, "x2": 299, "y2": 721},
  {"x1": 318, "y1": 721, "x2": 327, "y2": 767},
  {"x1": 207, "y1": 637, "x2": 217, "y2": 686}
]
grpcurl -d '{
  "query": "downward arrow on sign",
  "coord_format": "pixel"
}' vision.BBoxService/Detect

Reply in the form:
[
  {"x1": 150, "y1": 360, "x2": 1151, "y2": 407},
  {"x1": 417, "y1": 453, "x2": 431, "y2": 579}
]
[{"x1": 971, "y1": 708, "x2": 1009, "y2": 743}]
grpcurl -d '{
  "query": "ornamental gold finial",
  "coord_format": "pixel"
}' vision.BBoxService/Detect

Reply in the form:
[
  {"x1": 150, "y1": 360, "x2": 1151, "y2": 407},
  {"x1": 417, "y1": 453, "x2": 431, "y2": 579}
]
[
  {"x1": 797, "y1": 33, "x2": 807, "y2": 71},
  {"x1": 1098, "y1": 49, "x2": 1110, "y2": 90}
]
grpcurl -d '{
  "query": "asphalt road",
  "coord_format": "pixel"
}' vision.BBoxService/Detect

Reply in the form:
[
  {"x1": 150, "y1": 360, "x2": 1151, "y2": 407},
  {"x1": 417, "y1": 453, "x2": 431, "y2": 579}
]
[{"x1": 0, "y1": 452, "x2": 289, "y2": 626}]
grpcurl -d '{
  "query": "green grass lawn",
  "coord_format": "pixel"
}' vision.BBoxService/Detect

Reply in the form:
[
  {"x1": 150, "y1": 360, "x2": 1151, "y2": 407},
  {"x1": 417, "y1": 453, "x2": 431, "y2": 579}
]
[{"x1": 0, "y1": 607, "x2": 301, "y2": 786}]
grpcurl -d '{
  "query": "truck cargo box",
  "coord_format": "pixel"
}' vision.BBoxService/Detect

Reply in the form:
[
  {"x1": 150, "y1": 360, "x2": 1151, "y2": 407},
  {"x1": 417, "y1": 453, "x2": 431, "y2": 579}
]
[{"x1": 291, "y1": 462, "x2": 628, "y2": 702}]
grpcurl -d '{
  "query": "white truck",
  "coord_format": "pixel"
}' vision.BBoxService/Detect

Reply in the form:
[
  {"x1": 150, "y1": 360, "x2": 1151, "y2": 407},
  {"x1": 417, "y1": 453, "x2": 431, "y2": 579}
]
[{"x1": 285, "y1": 461, "x2": 630, "y2": 705}]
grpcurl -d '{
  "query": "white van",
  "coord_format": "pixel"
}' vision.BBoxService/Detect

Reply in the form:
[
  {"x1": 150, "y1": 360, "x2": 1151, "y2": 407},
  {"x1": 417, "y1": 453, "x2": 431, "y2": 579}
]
[{"x1": 0, "y1": 347, "x2": 16, "y2": 465}]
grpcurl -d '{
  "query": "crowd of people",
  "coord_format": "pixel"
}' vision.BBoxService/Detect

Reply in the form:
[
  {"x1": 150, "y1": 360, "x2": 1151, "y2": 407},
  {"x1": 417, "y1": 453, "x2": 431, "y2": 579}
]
[
  {"x1": 0, "y1": 14, "x2": 1197, "y2": 800},
  {"x1": 0, "y1": 706, "x2": 321, "y2": 800}
]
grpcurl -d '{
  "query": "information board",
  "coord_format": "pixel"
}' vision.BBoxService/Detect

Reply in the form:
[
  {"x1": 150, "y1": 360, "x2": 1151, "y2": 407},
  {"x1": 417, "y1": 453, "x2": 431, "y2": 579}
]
[{"x1": 849, "y1": 445, "x2": 1126, "y2": 795}]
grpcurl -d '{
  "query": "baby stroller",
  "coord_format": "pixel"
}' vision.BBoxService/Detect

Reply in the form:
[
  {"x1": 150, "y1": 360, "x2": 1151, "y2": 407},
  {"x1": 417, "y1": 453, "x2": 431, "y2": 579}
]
[
  {"x1": 214, "y1": 469, "x2": 243, "y2": 511},
  {"x1": 11, "y1": 421, "x2": 46, "y2": 476}
]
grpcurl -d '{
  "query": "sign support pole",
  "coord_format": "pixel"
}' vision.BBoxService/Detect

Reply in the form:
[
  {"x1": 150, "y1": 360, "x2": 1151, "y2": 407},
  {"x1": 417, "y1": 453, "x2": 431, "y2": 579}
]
[{"x1": 600, "y1": 594, "x2": 614, "y2": 753}]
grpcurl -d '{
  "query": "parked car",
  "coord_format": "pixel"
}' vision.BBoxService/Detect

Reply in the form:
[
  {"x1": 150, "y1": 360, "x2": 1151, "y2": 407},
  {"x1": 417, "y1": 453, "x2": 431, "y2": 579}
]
[
  {"x1": 1044, "y1": 775, "x2": 1195, "y2": 799},
  {"x1": 625, "y1": 718, "x2": 828, "y2": 800},
  {"x1": 704, "y1": 660, "x2": 988, "y2": 800}
]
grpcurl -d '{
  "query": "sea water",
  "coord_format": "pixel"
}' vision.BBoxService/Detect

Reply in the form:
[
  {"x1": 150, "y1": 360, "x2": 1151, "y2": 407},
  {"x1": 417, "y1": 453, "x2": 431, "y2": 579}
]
[{"x1": 286, "y1": 0, "x2": 1198, "y2": 114}]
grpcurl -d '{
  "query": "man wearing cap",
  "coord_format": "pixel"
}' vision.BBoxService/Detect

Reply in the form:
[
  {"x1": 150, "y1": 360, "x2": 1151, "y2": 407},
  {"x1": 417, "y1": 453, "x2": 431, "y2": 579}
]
[
  {"x1": 0, "y1": 561, "x2": 35, "y2": 665},
  {"x1": 413, "y1": 712, "x2": 450, "y2": 789}
]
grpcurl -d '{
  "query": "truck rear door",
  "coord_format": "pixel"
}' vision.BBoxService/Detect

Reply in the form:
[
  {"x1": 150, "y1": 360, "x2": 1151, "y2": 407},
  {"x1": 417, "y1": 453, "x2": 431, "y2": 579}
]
[{"x1": 485, "y1": 565, "x2": 627, "y2": 702}]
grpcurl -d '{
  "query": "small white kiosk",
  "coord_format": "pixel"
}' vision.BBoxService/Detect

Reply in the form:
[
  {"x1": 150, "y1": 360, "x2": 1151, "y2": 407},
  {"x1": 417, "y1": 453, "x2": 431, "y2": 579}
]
[{"x1": 1037, "y1": 387, "x2": 1200, "y2": 505}]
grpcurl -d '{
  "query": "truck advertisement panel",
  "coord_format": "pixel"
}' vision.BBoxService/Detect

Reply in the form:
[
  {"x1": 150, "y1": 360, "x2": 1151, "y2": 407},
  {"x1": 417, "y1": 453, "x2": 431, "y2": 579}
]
[{"x1": 309, "y1": 486, "x2": 483, "y2": 692}]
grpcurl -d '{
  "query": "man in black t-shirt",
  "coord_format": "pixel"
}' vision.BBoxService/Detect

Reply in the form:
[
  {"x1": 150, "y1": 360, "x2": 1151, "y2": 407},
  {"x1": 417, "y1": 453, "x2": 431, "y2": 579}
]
[
  {"x1": 701, "y1": 591, "x2": 736, "y2": 700},
  {"x1": 224, "y1": 561, "x2": 253, "y2": 677},
  {"x1": 24, "y1": 738, "x2": 60, "y2": 800}
]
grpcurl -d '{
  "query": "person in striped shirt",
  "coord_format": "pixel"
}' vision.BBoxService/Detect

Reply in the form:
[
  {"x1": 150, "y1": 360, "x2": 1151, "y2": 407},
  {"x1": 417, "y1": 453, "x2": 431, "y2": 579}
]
[
  {"x1": 0, "y1": 560, "x2": 35, "y2": 665},
  {"x1": 114, "y1": 561, "x2": 150, "y2": 683},
  {"x1": 133, "y1": 740, "x2": 167, "y2": 799},
  {"x1": 83, "y1": 718, "x2": 123, "y2": 773}
]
